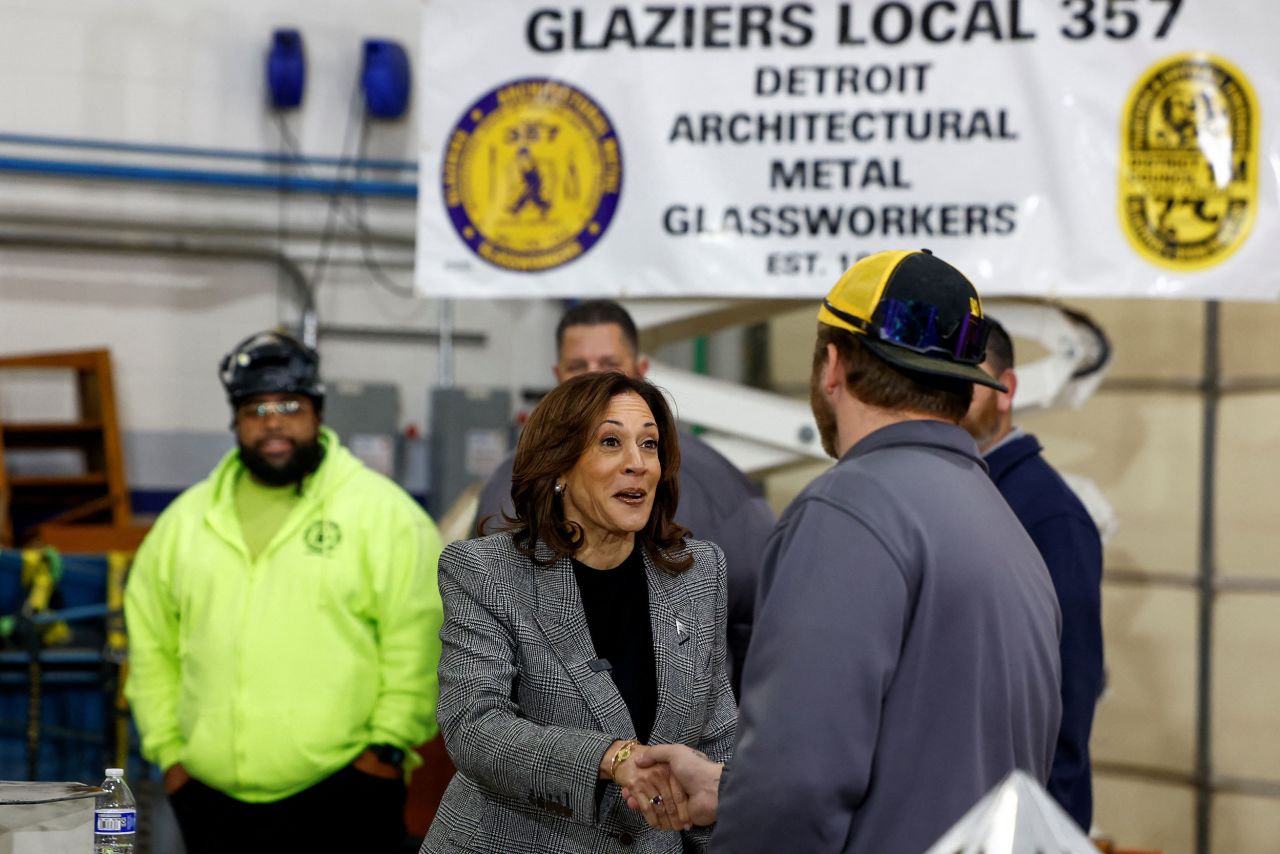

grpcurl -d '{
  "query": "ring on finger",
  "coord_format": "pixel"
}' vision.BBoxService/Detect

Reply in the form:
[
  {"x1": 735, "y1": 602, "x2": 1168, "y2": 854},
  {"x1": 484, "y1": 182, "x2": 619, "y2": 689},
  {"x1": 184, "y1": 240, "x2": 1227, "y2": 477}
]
[{"x1": 650, "y1": 794, "x2": 664, "y2": 807}]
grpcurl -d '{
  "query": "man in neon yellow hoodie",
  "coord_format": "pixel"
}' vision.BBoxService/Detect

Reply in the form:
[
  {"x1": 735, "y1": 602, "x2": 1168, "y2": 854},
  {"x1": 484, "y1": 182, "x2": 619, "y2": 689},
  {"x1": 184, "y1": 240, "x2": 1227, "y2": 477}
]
[{"x1": 125, "y1": 331, "x2": 444, "y2": 854}]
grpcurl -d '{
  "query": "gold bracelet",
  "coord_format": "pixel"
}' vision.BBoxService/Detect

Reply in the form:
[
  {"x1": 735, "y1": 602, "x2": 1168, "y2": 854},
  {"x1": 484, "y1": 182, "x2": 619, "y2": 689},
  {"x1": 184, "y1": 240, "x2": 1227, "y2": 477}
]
[{"x1": 609, "y1": 739, "x2": 639, "y2": 781}]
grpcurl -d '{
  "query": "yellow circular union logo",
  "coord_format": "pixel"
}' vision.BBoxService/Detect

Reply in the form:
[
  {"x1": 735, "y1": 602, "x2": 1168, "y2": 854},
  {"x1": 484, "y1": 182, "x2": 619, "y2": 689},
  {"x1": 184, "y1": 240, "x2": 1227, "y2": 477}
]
[
  {"x1": 442, "y1": 78, "x2": 622, "y2": 273},
  {"x1": 1119, "y1": 53, "x2": 1259, "y2": 272}
]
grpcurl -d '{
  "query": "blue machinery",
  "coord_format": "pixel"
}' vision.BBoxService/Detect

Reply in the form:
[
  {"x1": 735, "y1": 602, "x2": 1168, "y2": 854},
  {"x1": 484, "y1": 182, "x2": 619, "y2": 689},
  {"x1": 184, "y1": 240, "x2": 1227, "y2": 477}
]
[{"x1": 0, "y1": 547, "x2": 138, "y2": 784}]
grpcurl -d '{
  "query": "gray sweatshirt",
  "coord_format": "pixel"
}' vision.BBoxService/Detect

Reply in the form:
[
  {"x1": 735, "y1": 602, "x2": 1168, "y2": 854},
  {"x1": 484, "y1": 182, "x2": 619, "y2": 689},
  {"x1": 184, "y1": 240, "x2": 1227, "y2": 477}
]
[{"x1": 714, "y1": 420, "x2": 1062, "y2": 854}]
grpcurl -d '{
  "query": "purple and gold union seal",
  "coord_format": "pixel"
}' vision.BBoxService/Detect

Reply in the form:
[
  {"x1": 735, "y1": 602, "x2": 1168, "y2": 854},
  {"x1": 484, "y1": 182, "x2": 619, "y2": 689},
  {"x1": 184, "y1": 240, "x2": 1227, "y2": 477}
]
[
  {"x1": 442, "y1": 78, "x2": 622, "y2": 273},
  {"x1": 1119, "y1": 53, "x2": 1259, "y2": 271}
]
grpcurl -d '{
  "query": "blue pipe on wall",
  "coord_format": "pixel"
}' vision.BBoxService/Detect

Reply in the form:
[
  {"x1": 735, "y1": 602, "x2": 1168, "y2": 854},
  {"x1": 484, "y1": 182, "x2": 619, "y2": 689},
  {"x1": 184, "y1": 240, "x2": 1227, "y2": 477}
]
[
  {"x1": 0, "y1": 131, "x2": 417, "y2": 172},
  {"x1": 0, "y1": 672, "x2": 103, "y2": 685},
  {"x1": 0, "y1": 650, "x2": 105, "y2": 665},
  {"x1": 0, "y1": 154, "x2": 417, "y2": 199}
]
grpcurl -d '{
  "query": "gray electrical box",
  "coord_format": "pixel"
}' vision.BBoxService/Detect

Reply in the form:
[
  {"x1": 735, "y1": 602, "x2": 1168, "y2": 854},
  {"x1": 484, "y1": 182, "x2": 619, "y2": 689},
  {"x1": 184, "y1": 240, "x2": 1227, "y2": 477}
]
[
  {"x1": 325, "y1": 382, "x2": 401, "y2": 481},
  {"x1": 428, "y1": 387, "x2": 512, "y2": 518}
]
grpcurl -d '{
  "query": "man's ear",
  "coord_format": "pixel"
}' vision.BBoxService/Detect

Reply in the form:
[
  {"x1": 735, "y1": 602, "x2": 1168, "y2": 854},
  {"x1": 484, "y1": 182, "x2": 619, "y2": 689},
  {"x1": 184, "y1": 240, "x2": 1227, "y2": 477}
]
[
  {"x1": 634, "y1": 354, "x2": 650, "y2": 378},
  {"x1": 996, "y1": 368, "x2": 1018, "y2": 414},
  {"x1": 552, "y1": 363, "x2": 565, "y2": 383},
  {"x1": 821, "y1": 342, "x2": 842, "y2": 396}
]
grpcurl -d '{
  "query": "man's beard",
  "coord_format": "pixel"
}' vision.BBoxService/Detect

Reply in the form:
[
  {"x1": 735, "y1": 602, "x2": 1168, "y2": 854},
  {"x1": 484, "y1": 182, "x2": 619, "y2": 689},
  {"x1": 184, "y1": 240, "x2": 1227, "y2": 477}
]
[
  {"x1": 960, "y1": 396, "x2": 1000, "y2": 452},
  {"x1": 809, "y1": 369, "x2": 840, "y2": 459},
  {"x1": 239, "y1": 437, "x2": 324, "y2": 487}
]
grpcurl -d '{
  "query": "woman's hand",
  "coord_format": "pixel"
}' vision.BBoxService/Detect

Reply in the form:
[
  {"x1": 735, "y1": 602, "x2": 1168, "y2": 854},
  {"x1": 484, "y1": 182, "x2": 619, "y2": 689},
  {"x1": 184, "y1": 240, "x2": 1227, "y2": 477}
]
[
  {"x1": 613, "y1": 744, "x2": 693, "y2": 831},
  {"x1": 621, "y1": 744, "x2": 722, "y2": 827}
]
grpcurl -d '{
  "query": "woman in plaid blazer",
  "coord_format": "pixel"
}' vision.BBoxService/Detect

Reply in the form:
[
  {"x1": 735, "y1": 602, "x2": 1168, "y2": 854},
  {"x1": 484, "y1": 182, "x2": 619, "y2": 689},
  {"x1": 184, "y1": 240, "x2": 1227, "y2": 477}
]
[{"x1": 422, "y1": 372, "x2": 738, "y2": 853}]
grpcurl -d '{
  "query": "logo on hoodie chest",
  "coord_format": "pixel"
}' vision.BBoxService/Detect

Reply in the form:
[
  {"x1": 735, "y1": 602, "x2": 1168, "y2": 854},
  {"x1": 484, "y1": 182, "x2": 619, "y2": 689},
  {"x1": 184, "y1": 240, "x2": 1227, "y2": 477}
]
[{"x1": 304, "y1": 520, "x2": 342, "y2": 555}]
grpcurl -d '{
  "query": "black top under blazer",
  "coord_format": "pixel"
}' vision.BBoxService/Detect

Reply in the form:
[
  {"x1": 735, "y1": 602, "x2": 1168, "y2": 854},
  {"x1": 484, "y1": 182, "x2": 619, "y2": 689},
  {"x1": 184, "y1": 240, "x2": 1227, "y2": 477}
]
[{"x1": 421, "y1": 532, "x2": 738, "y2": 854}]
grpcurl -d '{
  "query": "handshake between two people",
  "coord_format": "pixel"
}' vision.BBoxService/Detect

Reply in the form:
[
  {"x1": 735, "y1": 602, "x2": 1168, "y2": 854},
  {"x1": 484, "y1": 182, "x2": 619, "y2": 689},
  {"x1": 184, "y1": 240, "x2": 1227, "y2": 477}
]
[{"x1": 603, "y1": 741, "x2": 724, "y2": 832}]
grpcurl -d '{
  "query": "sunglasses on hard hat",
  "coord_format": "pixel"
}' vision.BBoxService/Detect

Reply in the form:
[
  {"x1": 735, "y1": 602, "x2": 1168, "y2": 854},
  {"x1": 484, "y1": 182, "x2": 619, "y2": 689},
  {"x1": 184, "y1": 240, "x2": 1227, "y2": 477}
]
[{"x1": 822, "y1": 297, "x2": 991, "y2": 366}]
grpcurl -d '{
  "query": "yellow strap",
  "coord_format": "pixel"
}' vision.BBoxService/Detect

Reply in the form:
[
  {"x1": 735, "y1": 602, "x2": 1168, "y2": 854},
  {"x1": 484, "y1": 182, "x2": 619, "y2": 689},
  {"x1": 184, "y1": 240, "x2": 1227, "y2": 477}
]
[
  {"x1": 19, "y1": 549, "x2": 71, "y2": 646},
  {"x1": 106, "y1": 551, "x2": 135, "y2": 769},
  {"x1": 20, "y1": 549, "x2": 54, "y2": 612},
  {"x1": 105, "y1": 551, "x2": 132, "y2": 654}
]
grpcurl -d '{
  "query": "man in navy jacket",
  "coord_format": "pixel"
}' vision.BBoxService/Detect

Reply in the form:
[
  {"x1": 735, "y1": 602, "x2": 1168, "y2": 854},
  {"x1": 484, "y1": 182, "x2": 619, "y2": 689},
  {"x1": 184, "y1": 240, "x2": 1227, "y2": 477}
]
[{"x1": 961, "y1": 317, "x2": 1105, "y2": 831}]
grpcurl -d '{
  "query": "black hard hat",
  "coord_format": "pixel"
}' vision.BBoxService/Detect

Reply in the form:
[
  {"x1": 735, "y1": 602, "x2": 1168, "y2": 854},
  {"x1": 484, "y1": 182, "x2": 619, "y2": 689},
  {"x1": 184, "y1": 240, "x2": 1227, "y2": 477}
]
[{"x1": 219, "y1": 331, "x2": 325, "y2": 409}]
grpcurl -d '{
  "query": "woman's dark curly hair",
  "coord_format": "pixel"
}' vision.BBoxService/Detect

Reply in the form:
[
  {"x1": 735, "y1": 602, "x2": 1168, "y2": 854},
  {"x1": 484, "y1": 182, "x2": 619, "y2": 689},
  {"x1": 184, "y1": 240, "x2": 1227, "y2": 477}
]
[{"x1": 502, "y1": 372, "x2": 691, "y2": 574}]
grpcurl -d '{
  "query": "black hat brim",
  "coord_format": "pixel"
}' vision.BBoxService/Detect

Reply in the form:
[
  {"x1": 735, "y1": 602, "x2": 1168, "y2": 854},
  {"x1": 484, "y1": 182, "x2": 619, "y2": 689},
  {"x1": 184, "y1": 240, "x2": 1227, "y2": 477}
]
[{"x1": 863, "y1": 338, "x2": 1008, "y2": 392}]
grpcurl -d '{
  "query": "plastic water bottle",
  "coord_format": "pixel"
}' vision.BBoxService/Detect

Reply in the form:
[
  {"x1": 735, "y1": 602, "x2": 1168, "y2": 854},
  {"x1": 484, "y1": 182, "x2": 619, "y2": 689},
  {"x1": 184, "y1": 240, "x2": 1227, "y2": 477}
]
[{"x1": 94, "y1": 768, "x2": 137, "y2": 854}]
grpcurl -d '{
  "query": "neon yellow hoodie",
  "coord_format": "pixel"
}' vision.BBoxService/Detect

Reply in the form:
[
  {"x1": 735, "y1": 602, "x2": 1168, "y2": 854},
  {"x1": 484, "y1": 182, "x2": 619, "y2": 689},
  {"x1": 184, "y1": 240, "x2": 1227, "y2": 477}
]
[{"x1": 124, "y1": 427, "x2": 443, "y2": 802}]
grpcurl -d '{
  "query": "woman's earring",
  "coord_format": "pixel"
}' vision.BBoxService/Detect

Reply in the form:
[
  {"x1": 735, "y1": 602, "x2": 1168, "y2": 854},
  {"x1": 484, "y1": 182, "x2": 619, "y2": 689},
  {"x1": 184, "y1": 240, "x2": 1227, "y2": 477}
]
[{"x1": 553, "y1": 482, "x2": 564, "y2": 496}]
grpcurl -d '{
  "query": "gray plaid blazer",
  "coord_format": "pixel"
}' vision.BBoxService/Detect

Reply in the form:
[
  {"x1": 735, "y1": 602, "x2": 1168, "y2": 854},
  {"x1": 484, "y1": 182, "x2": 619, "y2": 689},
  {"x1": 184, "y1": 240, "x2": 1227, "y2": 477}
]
[{"x1": 421, "y1": 532, "x2": 737, "y2": 854}]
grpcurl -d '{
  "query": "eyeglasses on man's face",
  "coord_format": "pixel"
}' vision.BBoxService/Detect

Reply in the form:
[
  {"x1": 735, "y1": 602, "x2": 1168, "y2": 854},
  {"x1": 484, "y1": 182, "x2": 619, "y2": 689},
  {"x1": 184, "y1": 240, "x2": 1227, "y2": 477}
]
[{"x1": 238, "y1": 398, "x2": 310, "y2": 420}]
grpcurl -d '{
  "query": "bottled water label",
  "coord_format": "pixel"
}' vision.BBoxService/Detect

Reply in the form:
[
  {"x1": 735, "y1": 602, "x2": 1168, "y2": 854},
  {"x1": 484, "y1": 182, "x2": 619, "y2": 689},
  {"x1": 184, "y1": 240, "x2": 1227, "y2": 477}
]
[{"x1": 94, "y1": 808, "x2": 137, "y2": 835}]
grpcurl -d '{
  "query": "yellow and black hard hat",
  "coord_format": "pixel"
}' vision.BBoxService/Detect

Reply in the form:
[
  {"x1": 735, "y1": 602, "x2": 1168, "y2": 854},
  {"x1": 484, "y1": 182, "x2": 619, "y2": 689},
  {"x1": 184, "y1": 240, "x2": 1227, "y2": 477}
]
[{"x1": 818, "y1": 249, "x2": 1007, "y2": 392}]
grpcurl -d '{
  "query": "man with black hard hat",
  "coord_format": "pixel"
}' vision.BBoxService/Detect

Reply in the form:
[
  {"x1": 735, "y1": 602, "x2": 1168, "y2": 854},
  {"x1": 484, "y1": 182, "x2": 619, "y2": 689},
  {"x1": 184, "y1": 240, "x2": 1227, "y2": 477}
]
[
  {"x1": 219, "y1": 331, "x2": 328, "y2": 486},
  {"x1": 125, "y1": 331, "x2": 444, "y2": 854},
  {"x1": 623, "y1": 251, "x2": 1062, "y2": 853}
]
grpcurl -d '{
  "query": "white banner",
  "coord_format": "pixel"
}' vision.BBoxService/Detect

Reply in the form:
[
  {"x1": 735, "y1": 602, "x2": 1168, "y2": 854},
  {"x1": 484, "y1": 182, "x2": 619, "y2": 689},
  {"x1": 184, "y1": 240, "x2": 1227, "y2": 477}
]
[{"x1": 416, "y1": 0, "x2": 1278, "y2": 300}]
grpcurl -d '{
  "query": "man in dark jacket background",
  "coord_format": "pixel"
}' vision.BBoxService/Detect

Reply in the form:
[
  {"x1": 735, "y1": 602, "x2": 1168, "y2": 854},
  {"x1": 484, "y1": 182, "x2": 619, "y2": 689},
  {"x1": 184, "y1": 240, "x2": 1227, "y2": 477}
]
[{"x1": 961, "y1": 317, "x2": 1105, "y2": 831}]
